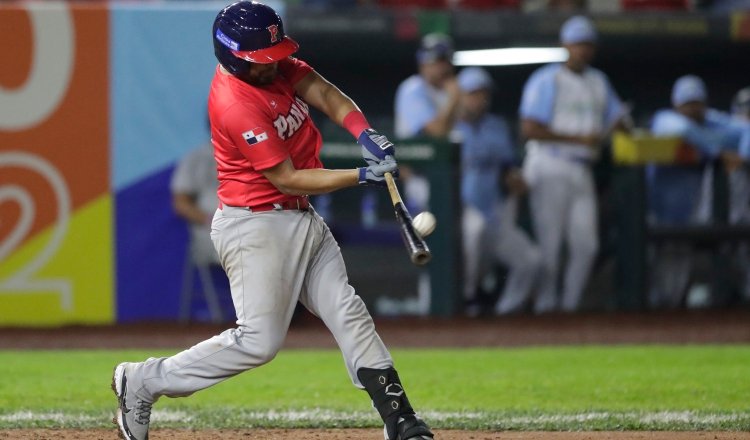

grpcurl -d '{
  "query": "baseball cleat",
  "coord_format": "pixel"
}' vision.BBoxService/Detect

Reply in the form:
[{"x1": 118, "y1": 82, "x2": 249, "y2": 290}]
[
  {"x1": 385, "y1": 414, "x2": 434, "y2": 440},
  {"x1": 112, "y1": 362, "x2": 152, "y2": 440}
]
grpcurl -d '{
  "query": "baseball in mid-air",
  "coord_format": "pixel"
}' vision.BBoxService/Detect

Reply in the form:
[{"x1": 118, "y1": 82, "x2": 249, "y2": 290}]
[{"x1": 412, "y1": 211, "x2": 436, "y2": 237}]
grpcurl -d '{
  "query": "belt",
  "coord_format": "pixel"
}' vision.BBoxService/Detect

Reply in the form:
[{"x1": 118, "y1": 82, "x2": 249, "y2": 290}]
[
  {"x1": 219, "y1": 196, "x2": 310, "y2": 212},
  {"x1": 544, "y1": 147, "x2": 592, "y2": 165}
]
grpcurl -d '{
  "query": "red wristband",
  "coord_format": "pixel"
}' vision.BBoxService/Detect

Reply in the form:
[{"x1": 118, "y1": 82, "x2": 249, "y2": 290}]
[{"x1": 342, "y1": 110, "x2": 371, "y2": 138}]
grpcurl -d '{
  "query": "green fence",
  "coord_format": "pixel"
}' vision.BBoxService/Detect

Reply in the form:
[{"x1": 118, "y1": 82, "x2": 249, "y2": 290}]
[{"x1": 320, "y1": 138, "x2": 461, "y2": 316}]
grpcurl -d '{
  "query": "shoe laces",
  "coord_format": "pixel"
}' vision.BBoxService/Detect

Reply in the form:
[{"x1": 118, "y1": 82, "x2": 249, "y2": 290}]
[{"x1": 134, "y1": 399, "x2": 152, "y2": 425}]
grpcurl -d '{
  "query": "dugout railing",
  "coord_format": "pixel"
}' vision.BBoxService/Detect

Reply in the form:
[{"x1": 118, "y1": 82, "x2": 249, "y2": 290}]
[{"x1": 613, "y1": 144, "x2": 749, "y2": 310}]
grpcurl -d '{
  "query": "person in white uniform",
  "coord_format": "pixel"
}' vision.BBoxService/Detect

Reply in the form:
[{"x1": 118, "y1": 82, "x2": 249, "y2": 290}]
[
  {"x1": 519, "y1": 16, "x2": 626, "y2": 313},
  {"x1": 454, "y1": 67, "x2": 542, "y2": 315}
]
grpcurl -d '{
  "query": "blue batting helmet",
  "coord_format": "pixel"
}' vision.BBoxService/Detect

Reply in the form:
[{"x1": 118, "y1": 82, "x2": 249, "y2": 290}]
[{"x1": 213, "y1": 1, "x2": 299, "y2": 74}]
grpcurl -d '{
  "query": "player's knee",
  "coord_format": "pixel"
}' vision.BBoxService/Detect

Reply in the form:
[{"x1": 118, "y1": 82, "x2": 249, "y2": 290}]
[
  {"x1": 576, "y1": 237, "x2": 599, "y2": 259},
  {"x1": 236, "y1": 329, "x2": 283, "y2": 364},
  {"x1": 254, "y1": 340, "x2": 282, "y2": 364},
  {"x1": 526, "y1": 247, "x2": 544, "y2": 272}
]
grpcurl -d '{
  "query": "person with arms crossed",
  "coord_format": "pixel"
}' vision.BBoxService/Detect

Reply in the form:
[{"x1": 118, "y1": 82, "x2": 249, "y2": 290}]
[
  {"x1": 395, "y1": 33, "x2": 460, "y2": 141},
  {"x1": 455, "y1": 67, "x2": 542, "y2": 316},
  {"x1": 111, "y1": 3, "x2": 434, "y2": 440},
  {"x1": 171, "y1": 141, "x2": 221, "y2": 266},
  {"x1": 393, "y1": 33, "x2": 460, "y2": 213},
  {"x1": 519, "y1": 16, "x2": 626, "y2": 313},
  {"x1": 647, "y1": 76, "x2": 745, "y2": 308}
]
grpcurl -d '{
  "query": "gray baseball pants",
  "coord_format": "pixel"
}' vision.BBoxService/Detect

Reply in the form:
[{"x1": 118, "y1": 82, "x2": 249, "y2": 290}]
[{"x1": 132, "y1": 205, "x2": 393, "y2": 400}]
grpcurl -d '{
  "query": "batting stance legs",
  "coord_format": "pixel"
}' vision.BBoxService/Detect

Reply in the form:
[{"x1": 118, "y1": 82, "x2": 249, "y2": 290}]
[{"x1": 112, "y1": 206, "x2": 432, "y2": 440}]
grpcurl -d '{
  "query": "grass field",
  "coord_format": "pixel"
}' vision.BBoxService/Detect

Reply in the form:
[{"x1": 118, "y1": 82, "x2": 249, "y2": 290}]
[{"x1": 1, "y1": 346, "x2": 749, "y2": 431}]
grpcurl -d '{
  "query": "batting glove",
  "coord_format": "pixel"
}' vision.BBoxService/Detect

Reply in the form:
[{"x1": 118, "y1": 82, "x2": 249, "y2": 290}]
[
  {"x1": 359, "y1": 129, "x2": 395, "y2": 166},
  {"x1": 358, "y1": 156, "x2": 398, "y2": 186}
]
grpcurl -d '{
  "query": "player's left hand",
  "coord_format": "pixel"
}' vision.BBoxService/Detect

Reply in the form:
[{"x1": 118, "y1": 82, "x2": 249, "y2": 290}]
[
  {"x1": 358, "y1": 156, "x2": 398, "y2": 186},
  {"x1": 359, "y1": 129, "x2": 395, "y2": 166},
  {"x1": 503, "y1": 168, "x2": 528, "y2": 196}
]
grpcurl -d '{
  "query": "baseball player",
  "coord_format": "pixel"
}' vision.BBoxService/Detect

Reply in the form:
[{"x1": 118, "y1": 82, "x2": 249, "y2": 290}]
[
  {"x1": 454, "y1": 67, "x2": 542, "y2": 316},
  {"x1": 111, "y1": 3, "x2": 434, "y2": 440},
  {"x1": 728, "y1": 87, "x2": 750, "y2": 224},
  {"x1": 647, "y1": 76, "x2": 746, "y2": 308},
  {"x1": 519, "y1": 16, "x2": 626, "y2": 313},
  {"x1": 729, "y1": 87, "x2": 750, "y2": 303}
]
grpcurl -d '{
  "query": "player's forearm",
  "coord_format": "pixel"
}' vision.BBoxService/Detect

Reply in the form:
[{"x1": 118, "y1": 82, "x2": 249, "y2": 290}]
[
  {"x1": 173, "y1": 194, "x2": 210, "y2": 225},
  {"x1": 521, "y1": 119, "x2": 595, "y2": 146},
  {"x1": 422, "y1": 96, "x2": 460, "y2": 138},
  {"x1": 273, "y1": 168, "x2": 359, "y2": 196}
]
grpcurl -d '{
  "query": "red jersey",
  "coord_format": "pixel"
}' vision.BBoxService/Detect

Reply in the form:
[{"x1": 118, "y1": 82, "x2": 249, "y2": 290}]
[{"x1": 208, "y1": 57, "x2": 323, "y2": 207}]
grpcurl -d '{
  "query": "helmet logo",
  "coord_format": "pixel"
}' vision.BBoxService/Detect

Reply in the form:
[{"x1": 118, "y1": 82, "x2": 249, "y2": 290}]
[{"x1": 268, "y1": 24, "x2": 280, "y2": 43}]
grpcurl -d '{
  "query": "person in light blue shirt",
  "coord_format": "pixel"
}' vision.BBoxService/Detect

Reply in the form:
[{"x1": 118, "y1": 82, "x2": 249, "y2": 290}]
[
  {"x1": 455, "y1": 67, "x2": 542, "y2": 316},
  {"x1": 392, "y1": 33, "x2": 461, "y2": 215},
  {"x1": 728, "y1": 86, "x2": 750, "y2": 304},
  {"x1": 395, "y1": 33, "x2": 460, "y2": 140},
  {"x1": 648, "y1": 76, "x2": 744, "y2": 226},
  {"x1": 647, "y1": 75, "x2": 745, "y2": 308},
  {"x1": 519, "y1": 15, "x2": 626, "y2": 313},
  {"x1": 728, "y1": 87, "x2": 750, "y2": 225}
]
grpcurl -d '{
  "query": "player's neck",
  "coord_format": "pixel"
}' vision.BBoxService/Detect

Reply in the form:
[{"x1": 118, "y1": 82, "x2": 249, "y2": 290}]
[{"x1": 564, "y1": 61, "x2": 587, "y2": 74}]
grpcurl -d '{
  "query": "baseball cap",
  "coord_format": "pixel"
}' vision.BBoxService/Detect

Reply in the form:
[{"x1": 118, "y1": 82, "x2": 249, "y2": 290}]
[
  {"x1": 560, "y1": 16, "x2": 598, "y2": 45},
  {"x1": 417, "y1": 33, "x2": 454, "y2": 64},
  {"x1": 671, "y1": 75, "x2": 707, "y2": 107},
  {"x1": 458, "y1": 67, "x2": 494, "y2": 93}
]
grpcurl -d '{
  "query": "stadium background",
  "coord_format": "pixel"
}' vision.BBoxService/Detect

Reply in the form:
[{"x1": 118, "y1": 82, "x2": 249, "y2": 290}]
[{"x1": 2, "y1": 0, "x2": 750, "y2": 326}]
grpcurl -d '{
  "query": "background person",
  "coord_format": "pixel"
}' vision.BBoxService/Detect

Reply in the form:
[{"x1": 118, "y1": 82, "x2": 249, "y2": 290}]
[
  {"x1": 171, "y1": 141, "x2": 221, "y2": 266},
  {"x1": 454, "y1": 67, "x2": 542, "y2": 316},
  {"x1": 519, "y1": 15, "x2": 626, "y2": 313},
  {"x1": 393, "y1": 32, "x2": 461, "y2": 213},
  {"x1": 647, "y1": 75, "x2": 745, "y2": 308}
]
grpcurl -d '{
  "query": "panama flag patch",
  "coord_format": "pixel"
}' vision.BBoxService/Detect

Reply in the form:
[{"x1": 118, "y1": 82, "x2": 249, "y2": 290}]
[{"x1": 242, "y1": 128, "x2": 269, "y2": 146}]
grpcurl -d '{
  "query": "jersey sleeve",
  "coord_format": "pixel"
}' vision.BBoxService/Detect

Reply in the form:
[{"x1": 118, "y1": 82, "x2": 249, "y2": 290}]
[
  {"x1": 494, "y1": 117, "x2": 519, "y2": 167},
  {"x1": 394, "y1": 78, "x2": 437, "y2": 139},
  {"x1": 651, "y1": 109, "x2": 721, "y2": 158},
  {"x1": 519, "y1": 67, "x2": 556, "y2": 125},
  {"x1": 279, "y1": 57, "x2": 314, "y2": 86},
  {"x1": 221, "y1": 103, "x2": 290, "y2": 170}
]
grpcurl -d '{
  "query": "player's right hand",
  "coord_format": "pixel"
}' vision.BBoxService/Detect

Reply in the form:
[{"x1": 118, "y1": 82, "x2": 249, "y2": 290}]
[
  {"x1": 359, "y1": 129, "x2": 396, "y2": 166},
  {"x1": 358, "y1": 156, "x2": 398, "y2": 186}
]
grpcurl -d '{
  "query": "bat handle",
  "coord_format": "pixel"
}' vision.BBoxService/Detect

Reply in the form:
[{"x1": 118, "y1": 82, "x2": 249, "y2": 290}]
[{"x1": 384, "y1": 172, "x2": 401, "y2": 206}]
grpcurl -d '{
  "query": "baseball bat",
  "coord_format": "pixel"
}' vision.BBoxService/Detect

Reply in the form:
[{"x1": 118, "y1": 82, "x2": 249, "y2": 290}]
[{"x1": 384, "y1": 172, "x2": 432, "y2": 266}]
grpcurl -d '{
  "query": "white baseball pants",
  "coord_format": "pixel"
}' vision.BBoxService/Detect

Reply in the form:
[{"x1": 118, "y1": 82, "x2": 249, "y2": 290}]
[
  {"x1": 462, "y1": 198, "x2": 542, "y2": 314},
  {"x1": 523, "y1": 151, "x2": 599, "y2": 313}
]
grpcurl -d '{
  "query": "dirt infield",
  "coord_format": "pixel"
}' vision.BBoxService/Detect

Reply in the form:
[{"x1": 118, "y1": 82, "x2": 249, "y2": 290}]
[
  {"x1": 2, "y1": 309, "x2": 749, "y2": 439},
  {"x1": 3, "y1": 308, "x2": 750, "y2": 350}
]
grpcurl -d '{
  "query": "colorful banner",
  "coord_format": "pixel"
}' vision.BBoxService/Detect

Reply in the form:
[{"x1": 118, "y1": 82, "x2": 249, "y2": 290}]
[
  {"x1": 0, "y1": 0, "x2": 281, "y2": 326},
  {"x1": 0, "y1": 2, "x2": 112, "y2": 325}
]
